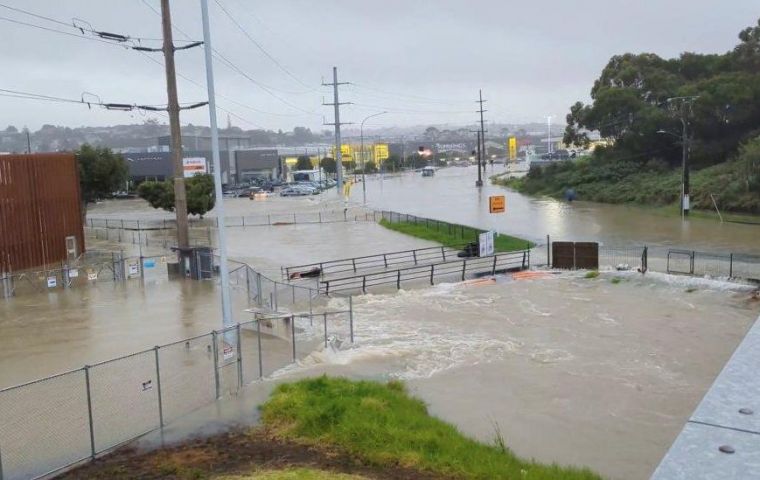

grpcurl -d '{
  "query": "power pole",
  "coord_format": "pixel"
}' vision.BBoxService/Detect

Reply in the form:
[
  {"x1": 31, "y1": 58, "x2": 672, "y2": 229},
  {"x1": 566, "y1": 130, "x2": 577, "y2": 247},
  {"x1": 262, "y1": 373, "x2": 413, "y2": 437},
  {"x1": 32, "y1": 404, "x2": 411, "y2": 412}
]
[
  {"x1": 547, "y1": 116, "x2": 553, "y2": 156},
  {"x1": 475, "y1": 90, "x2": 488, "y2": 187},
  {"x1": 160, "y1": 0, "x2": 189, "y2": 249},
  {"x1": 322, "y1": 67, "x2": 351, "y2": 193},
  {"x1": 476, "y1": 131, "x2": 482, "y2": 186}
]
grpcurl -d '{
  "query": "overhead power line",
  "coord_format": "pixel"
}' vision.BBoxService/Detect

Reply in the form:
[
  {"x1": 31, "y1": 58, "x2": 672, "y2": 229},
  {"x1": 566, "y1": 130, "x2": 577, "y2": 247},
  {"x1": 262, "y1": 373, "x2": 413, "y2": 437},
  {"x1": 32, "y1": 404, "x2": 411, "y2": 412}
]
[
  {"x1": 0, "y1": 87, "x2": 207, "y2": 111},
  {"x1": 212, "y1": 0, "x2": 316, "y2": 91}
]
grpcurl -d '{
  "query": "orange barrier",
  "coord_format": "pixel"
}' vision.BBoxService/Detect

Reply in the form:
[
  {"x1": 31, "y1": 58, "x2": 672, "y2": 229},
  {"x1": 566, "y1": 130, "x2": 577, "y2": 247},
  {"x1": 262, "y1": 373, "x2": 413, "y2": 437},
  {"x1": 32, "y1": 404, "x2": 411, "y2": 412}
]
[{"x1": 511, "y1": 270, "x2": 552, "y2": 281}]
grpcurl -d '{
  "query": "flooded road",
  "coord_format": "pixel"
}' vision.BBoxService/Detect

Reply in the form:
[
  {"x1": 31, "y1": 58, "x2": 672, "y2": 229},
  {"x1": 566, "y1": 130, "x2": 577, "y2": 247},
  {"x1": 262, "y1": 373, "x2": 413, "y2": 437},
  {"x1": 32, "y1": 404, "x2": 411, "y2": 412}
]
[
  {"x1": 278, "y1": 271, "x2": 760, "y2": 479},
  {"x1": 352, "y1": 166, "x2": 760, "y2": 253}
]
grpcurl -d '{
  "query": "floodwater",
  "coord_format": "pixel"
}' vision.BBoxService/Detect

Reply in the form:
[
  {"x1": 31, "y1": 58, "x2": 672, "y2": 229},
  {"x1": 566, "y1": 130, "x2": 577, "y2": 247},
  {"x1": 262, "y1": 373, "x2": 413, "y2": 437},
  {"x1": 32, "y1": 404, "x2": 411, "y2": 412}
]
[
  {"x1": 351, "y1": 165, "x2": 760, "y2": 253},
  {"x1": 275, "y1": 271, "x2": 760, "y2": 480}
]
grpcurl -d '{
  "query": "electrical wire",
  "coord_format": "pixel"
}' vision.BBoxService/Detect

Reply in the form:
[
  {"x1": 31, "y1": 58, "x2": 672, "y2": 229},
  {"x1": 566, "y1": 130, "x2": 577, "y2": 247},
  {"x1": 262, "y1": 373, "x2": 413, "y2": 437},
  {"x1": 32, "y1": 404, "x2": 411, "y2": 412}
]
[
  {"x1": 212, "y1": 0, "x2": 317, "y2": 91},
  {"x1": 350, "y1": 82, "x2": 473, "y2": 105},
  {"x1": 0, "y1": 15, "x2": 133, "y2": 47}
]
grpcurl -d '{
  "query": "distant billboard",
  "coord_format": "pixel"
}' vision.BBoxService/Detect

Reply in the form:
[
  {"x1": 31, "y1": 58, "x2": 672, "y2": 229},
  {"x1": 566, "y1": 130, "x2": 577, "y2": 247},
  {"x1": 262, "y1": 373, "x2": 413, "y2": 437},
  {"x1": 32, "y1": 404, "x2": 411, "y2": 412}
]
[
  {"x1": 374, "y1": 144, "x2": 390, "y2": 162},
  {"x1": 182, "y1": 157, "x2": 207, "y2": 177},
  {"x1": 508, "y1": 137, "x2": 518, "y2": 162}
]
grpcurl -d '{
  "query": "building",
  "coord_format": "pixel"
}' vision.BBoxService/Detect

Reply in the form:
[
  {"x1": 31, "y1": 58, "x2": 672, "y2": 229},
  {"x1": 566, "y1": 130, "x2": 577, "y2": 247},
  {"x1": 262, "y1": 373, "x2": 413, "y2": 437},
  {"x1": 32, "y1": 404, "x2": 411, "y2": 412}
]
[
  {"x1": 0, "y1": 153, "x2": 85, "y2": 272},
  {"x1": 157, "y1": 134, "x2": 255, "y2": 152},
  {"x1": 125, "y1": 148, "x2": 282, "y2": 186}
]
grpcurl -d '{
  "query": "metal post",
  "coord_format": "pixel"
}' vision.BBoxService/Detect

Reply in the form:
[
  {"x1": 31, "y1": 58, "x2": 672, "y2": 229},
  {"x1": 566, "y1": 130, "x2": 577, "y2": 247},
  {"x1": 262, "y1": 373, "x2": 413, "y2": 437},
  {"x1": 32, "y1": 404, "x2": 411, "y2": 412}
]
[
  {"x1": 396, "y1": 270, "x2": 401, "y2": 289},
  {"x1": 245, "y1": 267, "x2": 251, "y2": 307},
  {"x1": 236, "y1": 323, "x2": 243, "y2": 388},
  {"x1": 0, "y1": 438, "x2": 4, "y2": 480},
  {"x1": 492, "y1": 256, "x2": 497, "y2": 275},
  {"x1": 256, "y1": 320, "x2": 263, "y2": 379},
  {"x1": 292, "y1": 284, "x2": 296, "y2": 304},
  {"x1": 273, "y1": 282, "x2": 278, "y2": 311},
  {"x1": 547, "y1": 234, "x2": 551, "y2": 266},
  {"x1": 84, "y1": 366, "x2": 96, "y2": 458},
  {"x1": 349, "y1": 296, "x2": 354, "y2": 343},
  {"x1": 290, "y1": 315, "x2": 296, "y2": 361},
  {"x1": 256, "y1": 272, "x2": 263, "y2": 307},
  {"x1": 154, "y1": 346, "x2": 164, "y2": 427},
  {"x1": 413, "y1": 250, "x2": 417, "y2": 265},
  {"x1": 462, "y1": 259, "x2": 467, "y2": 280},
  {"x1": 441, "y1": 246, "x2": 446, "y2": 261},
  {"x1": 730, "y1": 253, "x2": 734, "y2": 278},
  {"x1": 211, "y1": 331, "x2": 220, "y2": 398},
  {"x1": 308, "y1": 290, "x2": 313, "y2": 316},
  {"x1": 430, "y1": 264, "x2": 434, "y2": 285},
  {"x1": 324, "y1": 312, "x2": 328, "y2": 348}
]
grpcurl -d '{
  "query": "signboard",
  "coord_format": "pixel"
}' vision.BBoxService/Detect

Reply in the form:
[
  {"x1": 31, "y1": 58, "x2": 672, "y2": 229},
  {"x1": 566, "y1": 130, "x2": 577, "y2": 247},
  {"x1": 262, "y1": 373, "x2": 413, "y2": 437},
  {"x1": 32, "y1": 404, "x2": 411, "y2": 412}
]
[
  {"x1": 47, "y1": 276, "x2": 57, "y2": 288},
  {"x1": 373, "y1": 143, "x2": 390, "y2": 162},
  {"x1": 479, "y1": 231, "x2": 495, "y2": 257},
  {"x1": 87, "y1": 270, "x2": 98, "y2": 281},
  {"x1": 508, "y1": 137, "x2": 518, "y2": 161},
  {"x1": 182, "y1": 157, "x2": 207, "y2": 178},
  {"x1": 489, "y1": 195, "x2": 506, "y2": 213},
  {"x1": 128, "y1": 264, "x2": 139, "y2": 277},
  {"x1": 68, "y1": 268, "x2": 79, "y2": 278},
  {"x1": 160, "y1": 256, "x2": 167, "y2": 264},
  {"x1": 223, "y1": 344, "x2": 234, "y2": 360},
  {"x1": 143, "y1": 259, "x2": 156, "y2": 269}
]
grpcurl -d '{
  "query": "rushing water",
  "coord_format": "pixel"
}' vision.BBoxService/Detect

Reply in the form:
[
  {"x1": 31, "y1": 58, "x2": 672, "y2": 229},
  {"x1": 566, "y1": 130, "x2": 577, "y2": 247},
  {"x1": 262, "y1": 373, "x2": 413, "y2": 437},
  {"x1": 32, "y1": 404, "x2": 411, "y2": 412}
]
[{"x1": 351, "y1": 165, "x2": 760, "y2": 253}]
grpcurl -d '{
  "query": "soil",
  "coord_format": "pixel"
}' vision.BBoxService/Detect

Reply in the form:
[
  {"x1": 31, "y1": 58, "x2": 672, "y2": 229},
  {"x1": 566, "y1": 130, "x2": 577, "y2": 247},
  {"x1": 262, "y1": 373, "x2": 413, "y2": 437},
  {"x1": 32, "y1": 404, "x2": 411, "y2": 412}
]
[{"x1": 56, "y1": 427, "x2": 452, "y2": 480}]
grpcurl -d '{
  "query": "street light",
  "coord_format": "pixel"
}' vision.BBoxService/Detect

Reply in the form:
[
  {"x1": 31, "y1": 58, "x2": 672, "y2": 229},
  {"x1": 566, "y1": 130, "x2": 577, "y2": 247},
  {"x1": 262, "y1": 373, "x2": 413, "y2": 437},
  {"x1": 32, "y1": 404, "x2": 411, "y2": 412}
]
[{"x1": 360, "y1": 111, "x2": 387, "y2": 204}]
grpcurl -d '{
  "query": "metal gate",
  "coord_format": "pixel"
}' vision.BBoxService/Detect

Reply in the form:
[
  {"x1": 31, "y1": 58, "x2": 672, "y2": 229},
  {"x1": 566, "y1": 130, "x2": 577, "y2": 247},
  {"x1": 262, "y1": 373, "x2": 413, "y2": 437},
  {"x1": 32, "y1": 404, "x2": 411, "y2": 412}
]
[
  {"x1": 667, "y1": 249, "x2": 694, "y2": 275},
  {"x1": 552, "y1": 242, "x2": 599, "y2": 270}
]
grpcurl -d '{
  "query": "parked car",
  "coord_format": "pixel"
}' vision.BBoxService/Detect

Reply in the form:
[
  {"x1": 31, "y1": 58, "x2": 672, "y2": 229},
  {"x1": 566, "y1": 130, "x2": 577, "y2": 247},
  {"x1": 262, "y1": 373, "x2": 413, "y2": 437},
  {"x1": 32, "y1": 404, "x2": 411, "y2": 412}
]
[{"x1": 280, "y1": 187, "x2": 310, "y2": 197}]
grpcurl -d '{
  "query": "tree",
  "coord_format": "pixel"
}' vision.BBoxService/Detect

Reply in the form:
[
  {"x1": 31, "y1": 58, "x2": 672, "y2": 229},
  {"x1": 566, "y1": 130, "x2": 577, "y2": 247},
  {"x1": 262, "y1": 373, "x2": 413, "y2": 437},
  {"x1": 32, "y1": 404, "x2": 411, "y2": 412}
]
[
  {"x1": 359, "y1": 160, "x2": 377, "y2": 174},
  {"x1": 76, "y1": 144, "x2": 128, "y2": 213},
  {"x1": 295, "y1": 155, "x2": 313, "y2": 170},
  {"x1": 384, "y1": 154, "x2": 403, "y2": 172},
  {"x1": 137, "y1": 174, "x2": 216, "y2": 217},
  {"x1": 320, "y1": 157, "x2": 336, "y2": 174},
  {"x1": 4, "y1": 125, "x2": 17, "y2": 133}
]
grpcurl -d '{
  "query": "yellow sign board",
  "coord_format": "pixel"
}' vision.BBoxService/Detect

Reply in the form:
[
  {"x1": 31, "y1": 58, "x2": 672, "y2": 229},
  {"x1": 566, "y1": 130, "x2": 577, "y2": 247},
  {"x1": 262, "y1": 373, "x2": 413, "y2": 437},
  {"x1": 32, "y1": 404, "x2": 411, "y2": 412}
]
[
  {"x1": 284, "y1": 156, "x2": 298, "y2": 166},
  {"x1": 373, "y1": 143, "x2": 389, "y2": 162},
  {"x1": 508, "y1": 137, "x2": 517, "y2": 162},
  {"x1": 489, "y1": 195, "x2": 506, "y2": 213}
]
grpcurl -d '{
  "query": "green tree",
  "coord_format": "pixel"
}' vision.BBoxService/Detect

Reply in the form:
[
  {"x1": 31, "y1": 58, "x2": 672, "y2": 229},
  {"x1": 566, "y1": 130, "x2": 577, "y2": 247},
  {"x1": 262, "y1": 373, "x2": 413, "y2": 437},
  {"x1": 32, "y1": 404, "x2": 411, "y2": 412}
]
[
  {"x1": 137, "y1": 174, "x2": 216, "y2": 217},
  {"x1": 384, "y1": 154, "x2": 403, "y2": 172},
  {"x1": 295, "y1": 155, "x2": 313, "y2": 170},
  {"x1": 76, "y1": 144, "x2": 128, "y2": 215},
  {"x1": 320, "y1": 157, "x2": 336, "y2": 174}
]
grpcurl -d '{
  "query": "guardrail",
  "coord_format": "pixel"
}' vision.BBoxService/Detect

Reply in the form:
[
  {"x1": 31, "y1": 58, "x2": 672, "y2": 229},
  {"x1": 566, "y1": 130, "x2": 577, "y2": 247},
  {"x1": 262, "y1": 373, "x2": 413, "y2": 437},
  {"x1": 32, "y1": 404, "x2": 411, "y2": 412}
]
[
  {"x1": 282, "y1": 244, "x2": 467, "y2": 280},
  {"x1": 320, "y1": 249, "x2": 530, "y2": 295}
]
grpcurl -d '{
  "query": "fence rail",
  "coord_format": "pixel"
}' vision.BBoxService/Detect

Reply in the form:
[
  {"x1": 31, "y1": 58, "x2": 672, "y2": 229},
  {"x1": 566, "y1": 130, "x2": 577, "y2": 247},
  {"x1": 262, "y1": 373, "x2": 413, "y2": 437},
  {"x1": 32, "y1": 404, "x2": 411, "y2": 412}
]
[
  {"x1": 320, "y1": 249, "x2": 530, "y2": 295},
  {"x1": 0, "y1": 302, "x2": 353, "y2": 480},
  {"x1": 282, "y1": 244, "x2": 467, "y2": 280}
]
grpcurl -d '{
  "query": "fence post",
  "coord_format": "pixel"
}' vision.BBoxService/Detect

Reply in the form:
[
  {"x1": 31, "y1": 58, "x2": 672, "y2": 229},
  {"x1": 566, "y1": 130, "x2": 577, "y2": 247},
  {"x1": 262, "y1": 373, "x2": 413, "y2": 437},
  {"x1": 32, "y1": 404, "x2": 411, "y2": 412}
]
[
  {"x1": 324, "y1": 312, "x2": 328, "y2": 348},
  {"x1": 154, "y1": 346, "x2": 164, "y2": 428},
  {"x1": 691, "y1": 251, "x2": 695, "y2": 275},
  {"x1": 396, "y1": 270, "x2": 401, "y2": 289},
  {"x1": 256, "y1": 272, "x2": 263, "y2": 307},
  {"x1": 546, "y1": 235, "x2": 551, "y2": 266},
  {"x1": 236, "y1": 324, "x2": 243, "y2": 389},
  {"x1": 413, "y1": 250, "x2": 417, "y2": 265},
  {"x1": 84, "y1": 366, "x2": 96, "y2": 459},
  {"x1": 362, "y1": 276, "x2": 367, "y2": 294},
  {"x1": 273, "y1": 282, "x2": 279, "y2": 311},
  {"x1": 383, "y1": 254, "x2": 388, "y2": 268},
  {"x1": 291, "y1": 315, "x2": 297, "y2": 361},
  {"x1": 462, "y1": 260, "x2": 467, "y2": 280},
  {"x1": 729, "y1": 253, "x2": 734, "y2": 278},
  {"x1": 430, "y1": 265, "x2": 435, "y2": 285},
  {"x1": 211, "y1": 331, "x2": 220, "y2": 399},
  {"x1": 309, "y1": 291, "x2": 313, "y2": 316},
  {"x1": 292, "y1": 284, "x2": 296, "y2": 304},
  {"x1": 245, "y1": 268, "x2": 251, "y2": 307},
  {"x1": 441, "y1": 246, "x2": 446, "y2": 262},
  {"x1": 0, "y1": 439, "x2": 4, "y2": 480},
  {"x1": 352, "y1": 258, "x2": 357, "y2": 272},
  {"x1": 349, "y1": 296, "x2": 354, "y2": 343},
  {"x1": 256, "y1": 320, "x2": 263, "y2": 379},
  {"x1": 492, "y1": 256, "x2": 497, "y2": 275}
]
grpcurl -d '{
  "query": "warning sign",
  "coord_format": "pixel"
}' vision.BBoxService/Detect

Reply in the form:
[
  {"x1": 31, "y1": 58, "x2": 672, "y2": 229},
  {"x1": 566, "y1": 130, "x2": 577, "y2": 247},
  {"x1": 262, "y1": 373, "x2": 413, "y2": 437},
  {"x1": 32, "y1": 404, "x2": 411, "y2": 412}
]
[
  {"x1": 489, "y1": 195, "x2": 506, "y2": 213},
  {"x1": 87, "y1": 271, "x2": 98, "y2": 281},
  {"x1": 47, "y1": 276, "x2": 57, "y2": 288},
  {"x1": 223, "y1": 344, "x2": 234, "y2": 360},
  {"x1": 68, "y1": 268, "x2": 79, "y2": 278}
]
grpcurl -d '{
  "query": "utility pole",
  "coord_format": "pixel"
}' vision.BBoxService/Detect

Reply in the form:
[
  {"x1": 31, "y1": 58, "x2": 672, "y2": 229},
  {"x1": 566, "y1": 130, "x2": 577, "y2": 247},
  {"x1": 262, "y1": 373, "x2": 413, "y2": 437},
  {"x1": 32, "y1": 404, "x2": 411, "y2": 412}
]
[
  {"x1": 660, "y1": 96, "x2": 699, "y2": 218},
  {"x1": 160, "y1": 0, "x2": 189, "y2": 249},
  {"x1": 475, "y1": 89, "x2": 487, "y2": 187},
  {"x1": 322, "y1": 67, "x2": 351, "y2": 193},
  {"x1": 200, "y1": 0, "x2": 232, "y2": 328},
  {"x1": 25, "y1": 129, "x2": 31, "y2": 154},
  {"x1": 547, "y1": 116, "x2": 553, "y2": 156}
]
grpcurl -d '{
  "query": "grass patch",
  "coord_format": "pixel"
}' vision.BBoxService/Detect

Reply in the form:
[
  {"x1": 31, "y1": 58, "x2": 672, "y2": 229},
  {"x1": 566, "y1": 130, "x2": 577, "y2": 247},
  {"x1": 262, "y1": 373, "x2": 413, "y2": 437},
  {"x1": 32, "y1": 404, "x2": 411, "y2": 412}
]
[
  {"x1": 260, "y1": 376, "x2": 601, "y2": 480},
  {"x1": 610, "y1": 277, "x2": 622, "y2": 284},
  {"x1": 217, "y1": 468, "x2": 368, "y2": 479},
  {"x1": 584, "y1": 271, "x2": 600, "y2": 279},
  {"x1": 378, "y1": 218, "x2": 532, "y2": 252},
  {"x1": 686, "y1": 287, "x2": 698, "y2": 293}
]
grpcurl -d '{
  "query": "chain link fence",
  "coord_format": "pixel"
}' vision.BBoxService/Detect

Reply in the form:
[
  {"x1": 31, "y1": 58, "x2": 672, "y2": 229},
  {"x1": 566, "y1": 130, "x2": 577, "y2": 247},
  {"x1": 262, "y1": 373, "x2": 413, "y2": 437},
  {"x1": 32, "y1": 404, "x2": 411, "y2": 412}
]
[{"x1": 0, "y1": 307, "x2": 353, "y2": 480}]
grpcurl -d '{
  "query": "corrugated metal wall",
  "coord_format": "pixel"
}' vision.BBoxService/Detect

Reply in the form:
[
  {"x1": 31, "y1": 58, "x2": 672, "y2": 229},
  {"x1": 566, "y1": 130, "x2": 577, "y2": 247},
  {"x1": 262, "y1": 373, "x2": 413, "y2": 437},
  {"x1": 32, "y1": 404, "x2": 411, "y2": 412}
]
[{"x1": 0, "y1": 153, "x2": 84, "y2": 272}]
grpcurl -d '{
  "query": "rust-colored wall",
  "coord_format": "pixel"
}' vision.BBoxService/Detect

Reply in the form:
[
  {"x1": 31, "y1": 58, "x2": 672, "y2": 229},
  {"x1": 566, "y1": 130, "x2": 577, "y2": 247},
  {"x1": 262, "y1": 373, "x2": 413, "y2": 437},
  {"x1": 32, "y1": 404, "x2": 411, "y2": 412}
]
[{"x1": 0, "y1": 153, "x2": 85, "y2": 272}]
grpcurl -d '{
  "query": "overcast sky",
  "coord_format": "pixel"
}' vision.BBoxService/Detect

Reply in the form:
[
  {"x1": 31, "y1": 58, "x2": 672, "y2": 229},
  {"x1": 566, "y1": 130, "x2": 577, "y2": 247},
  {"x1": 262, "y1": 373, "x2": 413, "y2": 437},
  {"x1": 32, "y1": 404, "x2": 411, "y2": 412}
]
[{"x1": 0, "y1": 0, "x2": 757, "y2": 132}]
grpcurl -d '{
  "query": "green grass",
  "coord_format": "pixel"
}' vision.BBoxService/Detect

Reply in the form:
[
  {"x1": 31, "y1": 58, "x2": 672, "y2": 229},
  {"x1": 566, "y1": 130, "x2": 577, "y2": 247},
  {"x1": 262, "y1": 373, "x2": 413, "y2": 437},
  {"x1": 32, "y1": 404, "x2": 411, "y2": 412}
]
[
  {"x1": 610, "y1": 277, "x2": 622, "y2": 284},
  {"x1": 378, "y1": 218, "x2": 533, "y2": 252},
  {"x1": 260, "y1": 377, "x2": 602, "y2": 480},
  {"x1": 584, "y1": 271, "x2": 600, "y2": 279},
  {"x1": 216, "y1": 468, "x2": 367, "y2": 480}
]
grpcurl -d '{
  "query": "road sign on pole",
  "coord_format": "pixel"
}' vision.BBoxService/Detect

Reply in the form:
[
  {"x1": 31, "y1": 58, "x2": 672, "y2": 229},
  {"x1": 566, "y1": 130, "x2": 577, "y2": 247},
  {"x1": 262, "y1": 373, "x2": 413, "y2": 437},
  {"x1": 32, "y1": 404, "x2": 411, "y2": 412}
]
[{"x1": 489, "y1": 195, "x2": 506, "y2": 213}]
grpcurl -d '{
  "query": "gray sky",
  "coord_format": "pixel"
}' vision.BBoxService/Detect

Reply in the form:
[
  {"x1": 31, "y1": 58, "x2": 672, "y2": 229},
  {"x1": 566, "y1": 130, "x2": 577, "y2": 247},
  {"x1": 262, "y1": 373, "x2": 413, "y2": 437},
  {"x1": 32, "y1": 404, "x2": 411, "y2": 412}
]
[{"x1": 0, "y1": 0, "x2": 756, "y2": 132}]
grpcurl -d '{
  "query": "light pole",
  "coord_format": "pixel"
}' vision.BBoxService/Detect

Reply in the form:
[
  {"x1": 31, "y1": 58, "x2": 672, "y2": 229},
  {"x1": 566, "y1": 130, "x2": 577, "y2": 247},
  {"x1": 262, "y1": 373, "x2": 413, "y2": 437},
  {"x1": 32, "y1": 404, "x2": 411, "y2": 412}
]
[
  {"x1": 360, "y1": 111, "x2": 386, "y2": 204},
  {"x1": 659, "y1": 96, "x2": 698, "y2": 218}
]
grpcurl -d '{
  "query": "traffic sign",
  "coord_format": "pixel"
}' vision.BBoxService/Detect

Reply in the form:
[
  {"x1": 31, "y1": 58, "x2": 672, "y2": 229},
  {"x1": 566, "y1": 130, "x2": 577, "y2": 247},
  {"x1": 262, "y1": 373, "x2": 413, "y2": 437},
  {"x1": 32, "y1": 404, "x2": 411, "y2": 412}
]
[{"x1": 489, "y1": 195, "x2": 505, "y2": 213}]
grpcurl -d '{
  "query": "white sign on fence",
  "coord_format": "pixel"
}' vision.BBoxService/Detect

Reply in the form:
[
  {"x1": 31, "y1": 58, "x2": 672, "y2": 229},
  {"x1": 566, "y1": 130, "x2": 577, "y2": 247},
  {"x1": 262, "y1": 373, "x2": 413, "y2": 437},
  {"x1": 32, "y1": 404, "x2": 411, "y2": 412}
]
[
  {"x1": 87, "y1": 271, "x2": 98, "y2": 281},
  {"x1": 68, "y1": 268, "x2": 78, "y2": 278},
  {"x1": 479, "y1": 231, "x2": 495, "y2": 257},
  {"x1": 223, "y1": 344, "x2": 235, "y2": 360},
  {"x1": 128, "y1": 264, "x2": 139, "y2": 277},
  {"x1": 47, "y1": 276, "x2": 57, "y2": 288}
]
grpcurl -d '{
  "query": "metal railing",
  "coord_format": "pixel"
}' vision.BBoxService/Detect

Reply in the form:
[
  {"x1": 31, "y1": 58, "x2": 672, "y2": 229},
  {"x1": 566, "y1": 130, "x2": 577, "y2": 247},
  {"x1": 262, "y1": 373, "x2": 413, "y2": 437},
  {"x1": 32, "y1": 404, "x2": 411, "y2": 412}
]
[
  {"x1": 0, "y1": 305, "x2": 353, "y2": 480},
  {"x1": 320, "y1": 249, "x2": 530, "y2": 295},
  {"x1": 282, "y1": 244, "x2": 467, "y2": 280}
]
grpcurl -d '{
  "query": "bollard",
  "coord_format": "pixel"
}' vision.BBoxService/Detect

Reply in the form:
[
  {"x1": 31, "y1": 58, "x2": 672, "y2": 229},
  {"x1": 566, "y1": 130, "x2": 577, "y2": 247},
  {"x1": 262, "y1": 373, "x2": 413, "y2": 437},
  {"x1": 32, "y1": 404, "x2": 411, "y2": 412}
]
[{"x1": 154, "y1": 346, "x2": 164, "y2": 427}]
